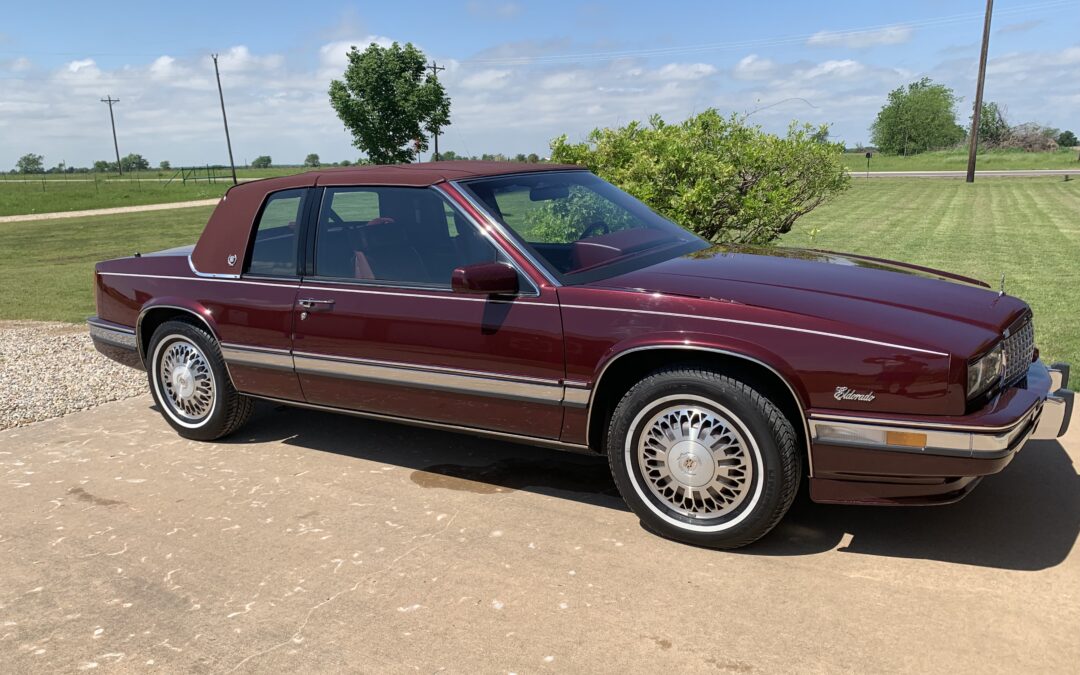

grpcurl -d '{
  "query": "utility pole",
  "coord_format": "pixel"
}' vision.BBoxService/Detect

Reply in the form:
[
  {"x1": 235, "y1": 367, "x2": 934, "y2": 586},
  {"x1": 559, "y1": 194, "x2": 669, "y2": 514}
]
[
  {"x1": 211, "y1": 54, "x2": 238, "y2": 185},
  {"x1": 427, "y1": 61, "x2": 446, "y2": 161},
  {"x1": 100, "y1": 95, "x2": 122, "y2": 176},
  {"x1": 966, "y1": 0, "x2": 994, "y2": 183}
]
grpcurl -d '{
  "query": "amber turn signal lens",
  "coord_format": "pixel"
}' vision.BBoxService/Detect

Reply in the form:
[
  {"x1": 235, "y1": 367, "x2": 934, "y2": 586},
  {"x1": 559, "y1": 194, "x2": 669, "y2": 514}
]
[{"x1": 885, "y1": 431, "x2": 927, "y2": 448}]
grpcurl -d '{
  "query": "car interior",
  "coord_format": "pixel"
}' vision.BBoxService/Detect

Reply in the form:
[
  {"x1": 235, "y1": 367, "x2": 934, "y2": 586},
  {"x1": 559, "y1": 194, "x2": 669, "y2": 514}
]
[{"x1": 313, "y1": 187, "x2": 498, "y2": 285}]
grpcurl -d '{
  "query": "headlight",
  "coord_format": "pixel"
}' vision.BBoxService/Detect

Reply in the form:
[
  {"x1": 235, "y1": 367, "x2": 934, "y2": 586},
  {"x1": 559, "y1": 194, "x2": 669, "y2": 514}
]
[{"x1": 967, "y1": 342, "x2": 1004, "y2": 399}]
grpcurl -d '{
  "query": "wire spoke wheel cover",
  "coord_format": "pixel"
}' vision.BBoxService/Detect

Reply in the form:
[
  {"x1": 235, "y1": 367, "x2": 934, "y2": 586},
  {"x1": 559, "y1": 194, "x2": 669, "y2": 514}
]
[
  {"x1": 635, "y1": 401, "x2": 755, "y2": 519},
  {"x1": 157, "y1": 338, "x2": 216, "y2": 423}
]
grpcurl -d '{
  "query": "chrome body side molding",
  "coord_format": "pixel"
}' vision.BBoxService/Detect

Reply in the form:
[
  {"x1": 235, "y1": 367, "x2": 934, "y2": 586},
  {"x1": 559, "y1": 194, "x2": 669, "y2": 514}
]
[{"x1": 291, "y1": 351, "x2": 566, "y2": 405}]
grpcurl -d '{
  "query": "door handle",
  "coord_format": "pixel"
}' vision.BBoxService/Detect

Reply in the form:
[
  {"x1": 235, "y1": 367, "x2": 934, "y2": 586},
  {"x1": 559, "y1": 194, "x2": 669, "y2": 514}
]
[{"x1": 298, "y1": 298, "x2": 335, "y2": 309}]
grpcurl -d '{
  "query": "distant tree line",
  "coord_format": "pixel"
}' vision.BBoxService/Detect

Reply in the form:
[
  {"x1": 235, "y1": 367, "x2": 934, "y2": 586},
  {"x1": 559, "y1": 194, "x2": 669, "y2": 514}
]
[{"x1": 870, "y1": 77, "x2": 1076, "y2": 155}]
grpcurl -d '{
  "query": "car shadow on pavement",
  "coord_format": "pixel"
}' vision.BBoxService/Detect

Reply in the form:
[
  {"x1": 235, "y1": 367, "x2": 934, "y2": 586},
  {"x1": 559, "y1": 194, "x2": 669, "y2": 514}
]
[{"x1": 224, "y1": 403, "x2": 1078, "y2": 572}]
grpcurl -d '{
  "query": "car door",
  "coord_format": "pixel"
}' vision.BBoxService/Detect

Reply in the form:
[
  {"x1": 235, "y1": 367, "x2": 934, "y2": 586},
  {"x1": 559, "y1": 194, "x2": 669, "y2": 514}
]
[
  {"x1": 291, "y1": 184, "x2": 566, "y2": 440},
  {"x1": 212, "y1": 187, "x2": 307, "y2": 401}
]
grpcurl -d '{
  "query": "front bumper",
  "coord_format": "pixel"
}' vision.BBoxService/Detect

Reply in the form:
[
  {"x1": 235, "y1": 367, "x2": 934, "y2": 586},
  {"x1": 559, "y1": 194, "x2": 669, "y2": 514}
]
[{"x1": 808, "y1": 360, "x2": 1073, "y2": 505}]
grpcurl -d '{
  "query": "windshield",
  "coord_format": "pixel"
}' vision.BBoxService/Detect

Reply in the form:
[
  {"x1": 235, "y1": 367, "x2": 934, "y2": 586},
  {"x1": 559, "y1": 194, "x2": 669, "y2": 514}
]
[{"x1": 459, "y1": 171, "x2": 707, "y2": 284}]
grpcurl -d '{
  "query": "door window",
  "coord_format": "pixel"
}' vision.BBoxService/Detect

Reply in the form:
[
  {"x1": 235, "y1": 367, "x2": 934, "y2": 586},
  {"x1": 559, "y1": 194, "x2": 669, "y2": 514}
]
[
  {"x1": 246, "y1": 189, "x2": 305, "y2": 277},
  {"x1": 313, "y1": 187, "x2": 500, "y2": 286}
]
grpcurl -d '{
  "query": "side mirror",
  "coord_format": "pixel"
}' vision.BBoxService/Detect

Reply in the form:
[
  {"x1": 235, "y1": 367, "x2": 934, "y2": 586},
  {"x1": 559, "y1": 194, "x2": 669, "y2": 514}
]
[{"x1": 451, "y1": 262, "x2": 519, "y2": 295}]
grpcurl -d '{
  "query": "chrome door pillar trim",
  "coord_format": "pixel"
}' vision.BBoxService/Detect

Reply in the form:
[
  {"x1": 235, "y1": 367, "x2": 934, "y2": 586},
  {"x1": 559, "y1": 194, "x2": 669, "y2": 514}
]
[{"x1": 443, "y1": 181, "x2": 562, "y2": 288}]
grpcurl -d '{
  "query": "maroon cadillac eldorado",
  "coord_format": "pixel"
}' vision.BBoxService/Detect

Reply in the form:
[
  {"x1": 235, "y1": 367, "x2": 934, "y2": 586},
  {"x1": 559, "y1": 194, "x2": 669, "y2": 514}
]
[{"x1": 88, "y1": 162, "x2": 1074, "y2": 549}]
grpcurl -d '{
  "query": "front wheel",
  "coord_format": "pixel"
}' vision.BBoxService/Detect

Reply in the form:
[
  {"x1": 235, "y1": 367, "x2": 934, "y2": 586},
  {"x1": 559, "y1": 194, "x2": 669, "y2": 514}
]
[
  {"x1": 146, "y1": 319, "x2": 253, "y2": 441},
  {"x1": 606, "y1": 366, "x2": 801, "y2": 549}
]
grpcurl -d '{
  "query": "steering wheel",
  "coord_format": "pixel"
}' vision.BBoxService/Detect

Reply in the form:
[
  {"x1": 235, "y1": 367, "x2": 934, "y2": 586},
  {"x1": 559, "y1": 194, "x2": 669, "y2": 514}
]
[{"x1": 578, "y1": 220, "x2": 610, "y2": 240}]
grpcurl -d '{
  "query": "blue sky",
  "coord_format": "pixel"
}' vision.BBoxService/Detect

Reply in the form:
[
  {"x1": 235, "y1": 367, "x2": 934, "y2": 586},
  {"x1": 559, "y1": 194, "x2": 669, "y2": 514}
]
[{"x1": 2, "y1": 0, "x2": 1077, "y2": 167}]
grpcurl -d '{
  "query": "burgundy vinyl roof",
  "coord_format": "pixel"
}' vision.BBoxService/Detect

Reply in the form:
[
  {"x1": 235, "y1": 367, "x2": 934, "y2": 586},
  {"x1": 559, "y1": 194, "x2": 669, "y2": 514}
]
[
  {"x1": 191, "y1": 161, "x2": 584, "y2": 277},
  {"x1": 234, "y1": 160, "x2": 583, "y2": 193}
]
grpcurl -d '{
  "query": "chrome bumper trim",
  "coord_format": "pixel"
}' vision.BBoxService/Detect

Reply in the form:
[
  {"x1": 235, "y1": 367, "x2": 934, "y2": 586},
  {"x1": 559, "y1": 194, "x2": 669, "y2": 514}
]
[
  {"x1": 87, "y1": 318, "x2": 137, "y2": 350},
  {"x1": 810, "y1": 360, "x2": 1073, "y2": 457},
  {"x1": 1033, "y1": 362, "x2": 1073, "y2": 440}
]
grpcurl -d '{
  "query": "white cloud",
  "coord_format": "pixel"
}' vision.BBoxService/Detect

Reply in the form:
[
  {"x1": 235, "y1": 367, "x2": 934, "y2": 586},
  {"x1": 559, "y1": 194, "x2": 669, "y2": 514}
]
[
  {"x1": 807, "y1": 25, "x2": 913, "y2": 49},
  {"x1": 2, "y1": 35, "x2": 1077, "y2": 169},
  {"x1": 657, "y1": 63, "x2": 717, "y2": 80},
  {"x1": 733, "y1": 54, "x2": 774, "y2": 80}
]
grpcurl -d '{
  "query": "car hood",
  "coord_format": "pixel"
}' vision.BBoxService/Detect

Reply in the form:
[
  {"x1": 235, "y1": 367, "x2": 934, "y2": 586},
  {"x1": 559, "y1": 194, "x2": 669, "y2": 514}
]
[{"x1": 590, "y1": 245, "x2": 1029, "y2": 356}]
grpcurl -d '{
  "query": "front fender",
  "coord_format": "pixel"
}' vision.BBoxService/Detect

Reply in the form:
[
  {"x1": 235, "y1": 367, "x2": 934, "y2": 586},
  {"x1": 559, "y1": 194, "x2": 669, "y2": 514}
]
[{"x1": 592, "y1": 330, "x2": 809, "y2": 408}]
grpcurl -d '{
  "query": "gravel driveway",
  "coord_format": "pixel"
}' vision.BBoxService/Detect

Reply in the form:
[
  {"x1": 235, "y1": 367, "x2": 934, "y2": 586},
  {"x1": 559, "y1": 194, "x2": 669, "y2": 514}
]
[{"x1": 0, "y1": 321, "x2": 145, "y2": 430}]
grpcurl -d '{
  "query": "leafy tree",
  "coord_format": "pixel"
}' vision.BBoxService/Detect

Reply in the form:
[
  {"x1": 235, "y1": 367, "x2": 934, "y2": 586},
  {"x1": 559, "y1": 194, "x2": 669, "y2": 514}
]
[
  {"x1": 550, "y1": 109, "x2": 850, "y2": 245},
  {"x1": 251, "y1": 155, "x2": 272, "y2": 169},
  {"x1": 304, "y1": 153, "x2": 321, "y2": 167},
  {"x1": 527, "y1": 153, "x2": 540, "y2": 163},
  {"x1": 438, "y1": 150, "x2": 459, "y2": 161},
  {"x1": 328, "y1": 42, "x2": 451, "y2": 164},
  {"x1": 16, "y1": 153, "x2": 44, "y2": 174},
  {"x1": 973, "y1": 101, "x2": 1010, "y2": 148},
  {"x1": 870, "y1": 78, "x2": 966, "y2": 155},
  {"x1": 93, "y1": 160, "x2": 114, "y2": 172},
  {"x1": 159, "y1": 160, "x2": 171, "y2": 171},
  {"x1": 120, "y1": 153, "x2": 150, "y2": 172},
  {"x1": 339, "y1": 159, "x2": 352, "y2": 166},
  {"x1": 513, "y1": 153, "x2": 527, "y2": 162},
  {"x1": 1058, "y1": 130, "x2": 1078, "y2": 148}
]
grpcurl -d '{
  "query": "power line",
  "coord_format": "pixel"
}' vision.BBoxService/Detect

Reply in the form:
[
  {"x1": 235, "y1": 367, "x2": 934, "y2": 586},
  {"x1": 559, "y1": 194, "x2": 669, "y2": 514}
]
[
  {"x1": 100, "y1": 95, "x2": 122, "y2": 176},
  {"x1": 462, "y1": 0, "x2": 1075, "y2": 65}
]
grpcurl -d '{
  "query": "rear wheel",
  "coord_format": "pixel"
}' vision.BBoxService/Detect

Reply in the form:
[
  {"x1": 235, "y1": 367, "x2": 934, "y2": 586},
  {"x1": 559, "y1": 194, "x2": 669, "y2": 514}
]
[
  {"x1": 147, "y1": 320, "x2": 253, "y2": 441},
  {"x1": 606, "y1": 366, "x2": 800, "y2": 549}
]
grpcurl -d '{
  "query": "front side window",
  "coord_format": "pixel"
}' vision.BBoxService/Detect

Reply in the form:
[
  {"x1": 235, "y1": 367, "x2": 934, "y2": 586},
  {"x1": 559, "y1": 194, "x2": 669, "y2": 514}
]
[
  {"x1": 246, "y1": 189, "x2": 305, "y2": 277},
  {"x1": 460, "y1": 171, "x2": 706, "y2": 284},
  {"x1": 312, "y1": 186, "x2": 500, "y2": 286}
]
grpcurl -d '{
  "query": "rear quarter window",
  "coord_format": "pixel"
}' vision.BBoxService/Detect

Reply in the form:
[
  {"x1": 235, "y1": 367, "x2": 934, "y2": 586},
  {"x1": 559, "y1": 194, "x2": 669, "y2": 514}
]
[{"x1": 246, "y1": 189, "x2": 305, "y2": 277}]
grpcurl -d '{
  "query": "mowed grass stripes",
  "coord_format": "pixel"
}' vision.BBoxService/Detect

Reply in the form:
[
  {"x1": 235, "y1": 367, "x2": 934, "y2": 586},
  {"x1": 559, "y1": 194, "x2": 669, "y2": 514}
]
[{"x1": 781, "y1": 178, "x2": 1080, "y2": 365}]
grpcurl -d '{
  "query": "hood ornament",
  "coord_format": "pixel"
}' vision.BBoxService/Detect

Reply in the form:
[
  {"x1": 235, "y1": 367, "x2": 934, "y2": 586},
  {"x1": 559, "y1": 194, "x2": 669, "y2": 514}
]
[{"x1": 999, "y1": 273, "x2": 1006, "y2": 297}]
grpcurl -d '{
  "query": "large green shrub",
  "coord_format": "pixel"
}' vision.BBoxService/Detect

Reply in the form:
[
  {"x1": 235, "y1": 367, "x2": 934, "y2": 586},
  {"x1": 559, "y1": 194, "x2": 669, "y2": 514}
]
[{"x1": 550, "y1": 110, "x2": 849, "y2": 245}]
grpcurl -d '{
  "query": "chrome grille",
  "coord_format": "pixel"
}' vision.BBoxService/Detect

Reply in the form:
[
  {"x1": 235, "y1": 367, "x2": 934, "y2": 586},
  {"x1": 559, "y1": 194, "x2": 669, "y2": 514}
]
[{"x1": 1003, "y1": 318, "x2": 1035, "y2": 386}]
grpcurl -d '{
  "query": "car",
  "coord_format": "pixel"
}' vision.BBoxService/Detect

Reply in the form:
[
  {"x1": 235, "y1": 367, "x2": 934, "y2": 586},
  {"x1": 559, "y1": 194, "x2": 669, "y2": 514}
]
[{"x1": 88, "y1": 161, "x2": 1074, "y2": 549}]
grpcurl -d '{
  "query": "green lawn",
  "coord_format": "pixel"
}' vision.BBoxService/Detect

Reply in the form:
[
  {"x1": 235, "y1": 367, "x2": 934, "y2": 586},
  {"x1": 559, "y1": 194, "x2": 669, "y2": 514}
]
[
  {"x1": 3, "y1": 178, "x2": 1077, "y2": 367},
  {"x1": 0, "y1": 206, "x2": 213, "y2": 322},
  {"x1": 0, "y1": 180, "x2": 227, "y2": 217},
  {"x1": 842, "y1": 148, "x2": 1079, "y2": 172},
  {"x1": 780, "y1": 178, "x2": 1080, "y2": 366}
]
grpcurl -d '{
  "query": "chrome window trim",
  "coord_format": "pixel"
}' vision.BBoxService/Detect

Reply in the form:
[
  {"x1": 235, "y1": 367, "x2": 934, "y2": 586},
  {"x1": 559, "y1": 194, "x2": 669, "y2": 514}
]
[
  {"x1": 585, "y1": 345, "x2": 814, "y2": 475},
  {"x1": 446, "y1": 180, "x2": 563, "y2": 288},
  {"x1": 246, "y1": 393, "x2": 591, "y2": 454},
  {"x1": 188, "y1": 255, "x2": 240, "y2": 280}
]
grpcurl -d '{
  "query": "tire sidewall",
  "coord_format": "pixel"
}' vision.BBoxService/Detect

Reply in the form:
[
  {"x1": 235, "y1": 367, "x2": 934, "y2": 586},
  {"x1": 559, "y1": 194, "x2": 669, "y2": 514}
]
[
  {"x1": 147, "y1": 321, "x2": 230, "y2": 440},
  {"x1": 608, "y1": 372, "x2": 792, "y2": 547}
]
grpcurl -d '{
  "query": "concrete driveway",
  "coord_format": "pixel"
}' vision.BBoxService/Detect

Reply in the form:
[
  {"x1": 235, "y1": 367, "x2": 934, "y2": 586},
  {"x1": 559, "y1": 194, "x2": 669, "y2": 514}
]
[{"x1": 2, "y1": 396, "x2": 1077, "y2": 673}]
